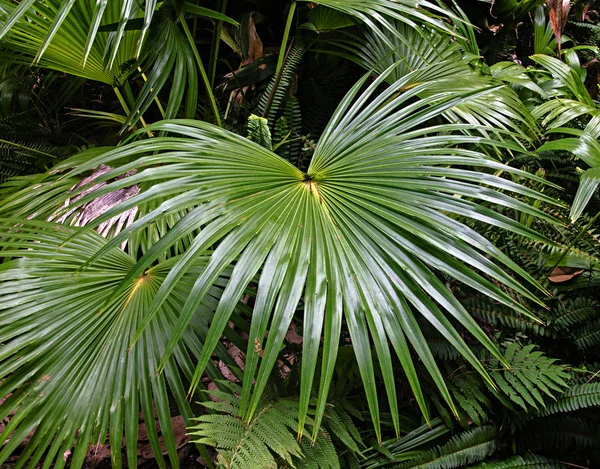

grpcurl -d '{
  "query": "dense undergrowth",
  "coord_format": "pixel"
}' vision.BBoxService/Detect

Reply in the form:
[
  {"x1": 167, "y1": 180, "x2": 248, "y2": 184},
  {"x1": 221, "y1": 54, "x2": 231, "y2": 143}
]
[{"x1": 1, "y1": 0, "x2": 600, "y2": 468}]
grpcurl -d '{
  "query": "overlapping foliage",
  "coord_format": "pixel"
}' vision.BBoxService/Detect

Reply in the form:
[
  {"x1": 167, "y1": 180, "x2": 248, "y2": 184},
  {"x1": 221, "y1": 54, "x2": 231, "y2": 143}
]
[{"x1": 0, "y1": 0, "x2": 599, "y2": 468}]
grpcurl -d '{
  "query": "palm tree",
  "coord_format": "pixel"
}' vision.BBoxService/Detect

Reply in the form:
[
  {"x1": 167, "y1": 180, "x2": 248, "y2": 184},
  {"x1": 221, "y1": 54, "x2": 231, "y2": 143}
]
[{"x1": 0, "y1": 1, "x2": 566, "y2": 467}]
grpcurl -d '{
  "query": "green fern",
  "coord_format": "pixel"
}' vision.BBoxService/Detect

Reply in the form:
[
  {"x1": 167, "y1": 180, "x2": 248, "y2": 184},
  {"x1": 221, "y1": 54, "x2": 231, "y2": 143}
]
[
  {"x1": 568, "y1": 21, "x2": 600, "y2": 47},
  {"x1": 298, "y1": 430, "x2": 340, "y2": 469},
  {"x1": 256, "y1": 39, "x2": 306, "y2": 124},
  {"x1": 190, "y1": 381, "x2": 362, "y2": 468},
  {"x1": 191, "y1": 383, "x2": 303, "y2": 468},
  {"x1": 471, "y1": 453, "x2": 567, "y2": 468},
  {"x1": 519, "y1": 415, "x2": 600, "y2": 451},
  {"x1": 398, "y1": 426, "x2": 499, "y2": 469},
  {"x1": 572, "y1": 319, "x2": 600, "y2": 350},
  {"x1": 552, "y1": 298, "x2": 597, "y2": 330},
  {"x1": 435, "y1": 373, "x2": 491, "y2": 428},
  {"x1": 538, "y1": 383, "x2": 600, "y2": 416},
  {"x1": 463, "y1": 296, "x2": 552, "y2": 337},
  {"x1": 273, "y1": 97, "x2": 302, "y2": 166},
  {"x1": 0, "y1": 112, "x2": 74, "y2": 182},
  {"x1": 436, "y1": 344, "x2": 571, "y2": 421},
  {"x1": 247, "y1": 114, "x2": 273, "y2": 150},
  {"x1": 487, "y1": 343, "x2": 570, "y2": 411}
]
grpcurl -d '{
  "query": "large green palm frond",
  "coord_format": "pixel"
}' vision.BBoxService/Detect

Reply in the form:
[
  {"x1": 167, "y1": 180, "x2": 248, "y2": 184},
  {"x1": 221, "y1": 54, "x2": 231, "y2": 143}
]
[
  {"x1": 0, "y1": 63, "x2": 560, "y2": 460},
  {"x1": 0, "y1": 222, "x2": 245, "y2": 469},
  {"x1": 347, "y1": 20, "x2": 540, "y2": 148},
  {"x1": 0, "y1": 0, "x2": 162, "y2": 67}
]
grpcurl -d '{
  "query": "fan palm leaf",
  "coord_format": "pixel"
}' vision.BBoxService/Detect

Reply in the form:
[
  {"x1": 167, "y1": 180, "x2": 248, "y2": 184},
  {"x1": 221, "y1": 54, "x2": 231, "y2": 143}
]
[
  {"x1": 301, "y1": 0, "x2": 462, "y2": 37},
  {"x1": 0, "y1": 221, "x2": 245, "y2": 469},
  {"x1": 346, "y1": 20, "x2": 540, "y2": 147},
  {"x1": 0, "y1": 0, "x2": 455, "y2": 68},
  {"x1": 0, "y1": 63, "x2": 560, "y2": 466}
]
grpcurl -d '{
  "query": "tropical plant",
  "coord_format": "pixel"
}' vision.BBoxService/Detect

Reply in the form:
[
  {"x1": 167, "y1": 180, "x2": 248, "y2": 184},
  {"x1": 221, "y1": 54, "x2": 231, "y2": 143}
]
[{"x1": 1, "y1": 0, "x2": 600, "y2": 468}]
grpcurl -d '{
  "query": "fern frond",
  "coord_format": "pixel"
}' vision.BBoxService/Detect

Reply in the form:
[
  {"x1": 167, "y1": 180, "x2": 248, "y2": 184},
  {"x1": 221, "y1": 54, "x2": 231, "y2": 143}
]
[
  {"x1": 273, "y1": 97, "x2": 302, "y2": 166},
  {"x1": 322, "y1": 402, "x2": 363, "y2": 455},
  {"x1": 247, "y1": 114, "x2": 272, "y2": 150},
  {"x1": 256, "y1": 39, "x2": 305, "y2": 123},
  {"x1": 298, "y1": 429, "x2": 340, "y2": 469},
  {"x1": 488, "y1": 344, "x2": 570, "y2": 411},
  {"x1": 442, "y1": 372, "x2": 491, "y2": 427},
  {"x1": 538, "y1": 383, "x2": 600, "y2": 416},
  {"x1": 552, "y1": 298, "x2": 597, "y2": 330},
  {"x1": 519, "y1": 415, "x2": 600, "y2": 451},
  {"x1": 0, "y1": 111, "x2": 74, "y2": 181},
  {"x1": 398, "y1": 426, "x2": 499, "y2": 469},
  {"x1": 572, "y1": 319, "x2": 600, "y2": 349},
  {"x1": 471, "y1": 453, "x2": 568, "y2": 468},
  {"x1": 190, "y1": 380, "x2": 364, "y2": 468},
  {"x1": 190, "y1": 387, "x2": 302, "y2": 469},
  {"x1": 463, "y1": 296, "x2": 551, "y2": 337}
]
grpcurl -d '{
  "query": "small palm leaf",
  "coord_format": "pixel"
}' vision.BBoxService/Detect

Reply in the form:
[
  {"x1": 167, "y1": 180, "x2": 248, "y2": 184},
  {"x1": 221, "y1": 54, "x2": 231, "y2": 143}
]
[
  {"x1": 0, "y1": 222, "x2": 242, "y2": 469},
  {"x1": 531, "y1": 54, "x2": 596, "y2": 129},
  {"x1": 537, "y1": 117, "x2": 600, "y2": 221},
  {"x1": 299, "y1": 0, "x2": 463, "y2": 37},
  {"x1": 362, "y1": 418, "x2": 450, "y2": 468}
]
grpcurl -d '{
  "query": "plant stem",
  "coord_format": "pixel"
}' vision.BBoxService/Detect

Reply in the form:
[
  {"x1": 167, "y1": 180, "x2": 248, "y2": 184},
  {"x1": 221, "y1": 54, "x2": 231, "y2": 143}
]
[
  {"x1": 123, "y1": 81, "x2": 153, "y2": 130},
  {"x1": 113, "y1": 86, "x2": 131, "y2": 116},
  {"x1": 551, "y1": 211, "x2": 600, "y2": 271},
  {"x1": 179, "y1": 13, "x2": 222, "y2": 127},
  {"x1": 0, "y1": 139, "x2": 56, "y2": 158},
  {"x1": 138, "y1": 66, "x2": 166, "y2": 119},
  {"x1": 113, "y1": 86, "x2": 153, "y2": 137},
  {"x1": 275, "y1": 1, "x2": 296, "y2": 75},
  {"x1": 208, "y1": 0, "x2": 228, "y2": 88}
]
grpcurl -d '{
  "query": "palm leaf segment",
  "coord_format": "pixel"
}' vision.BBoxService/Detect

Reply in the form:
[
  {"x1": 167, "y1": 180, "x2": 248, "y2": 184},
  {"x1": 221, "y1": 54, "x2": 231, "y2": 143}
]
[
  {"x1": 0, "y1": 64, "x2": 558, "y2": 463},
  {"x1": 0, "y1": 0, "x2": 233, "y2": 129},
  {"x1": 532, "y1": 54, "x2": 600, "y2": 221},
  {"x1": 0, "y1": 0, "x2": 141, "y2": 84},
  {"x1": 350, "y1": 20, "x2": 539, "y2": 146}
]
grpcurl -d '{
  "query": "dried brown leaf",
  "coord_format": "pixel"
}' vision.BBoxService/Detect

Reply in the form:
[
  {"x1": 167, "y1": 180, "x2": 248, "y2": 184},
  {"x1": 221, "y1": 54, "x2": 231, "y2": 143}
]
[
  {"x1": 548, "y1": 266, "x2": 584, "y2": 282},
  {"x1": 547, "y1": 0, "x2": 571, "y2": 53}
]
